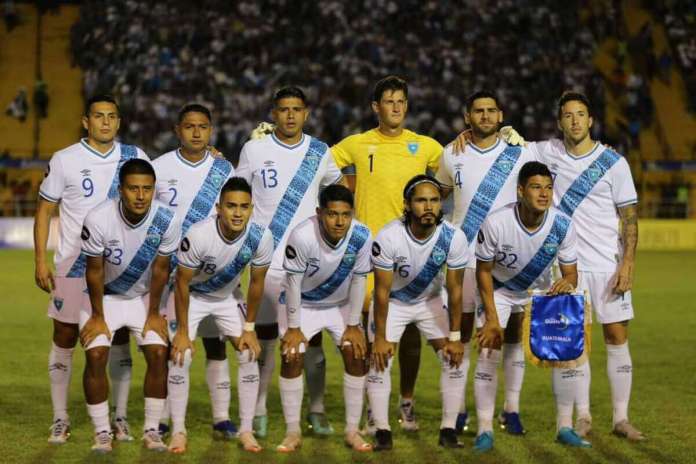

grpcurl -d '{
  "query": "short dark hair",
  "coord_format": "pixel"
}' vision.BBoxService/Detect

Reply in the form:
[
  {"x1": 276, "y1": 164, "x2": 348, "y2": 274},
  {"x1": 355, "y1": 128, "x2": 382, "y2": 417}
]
[
  {"x1": 465, "y1": 90, "x2": 499, "y2": 112},
  {"x1": 372, "y1": 75, "x2": 408, "y2": 102},
  {"x1": 119, "y1": 158, "x2": 155, "y2": 185},
  {"x1": 319, "y1": 184, "x2": 353, "y2": 208},
  {"x1": 273, "y1": 86, "x2": 308, "y2": 106},
  {"x1": 85, "y1": 94, "x2": 119, "y2": 116},
  {"x1": 220, "y1": 177, "x2": 252, "y2": 200},
  {"x1": 178, "y1": 103, "x2": 212, "y2": 123},
  {"x1": 557, "y1": 91, "x2": 592, "y2": 119},
  {"x1": 518, "y1": 161, "x2": 553, "y2": 186}
]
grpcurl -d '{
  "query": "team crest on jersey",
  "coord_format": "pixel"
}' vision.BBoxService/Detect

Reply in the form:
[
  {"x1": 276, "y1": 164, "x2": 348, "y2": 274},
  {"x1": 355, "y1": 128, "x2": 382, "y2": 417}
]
[
  {"x1": 432, "y1": 249, "x2": 446, "y2": 265},
  {"x1": 306, "y1": 153, "x2": 320, "y2": 168},
  {"x1": 210, "y1": 174, "x2": 224, "y2": 188},
  {"x1": 239, "y1": 250, "x2": 252, "y2": 261},
  {"x1": 588, "y1": 167, "x2": 601, "y2": 182},
  {"x1": 53, "y1": 298, "x2": 64, "y2": 311},
  {"x1": 342, "y1": 253, "x2": 356, "y2": 265},
  {"x1": 407, "y1": 142, "x2": 419, "y2": 155},
  {"x1": 497, "y1": 159, "x2": 514, "y2": 173},
  {"x1": 146, "y1": 234, "x2": 161, "y2": 247},
  {"x1": 543, "y1": 242, "x2": 558, "y2": 255}
]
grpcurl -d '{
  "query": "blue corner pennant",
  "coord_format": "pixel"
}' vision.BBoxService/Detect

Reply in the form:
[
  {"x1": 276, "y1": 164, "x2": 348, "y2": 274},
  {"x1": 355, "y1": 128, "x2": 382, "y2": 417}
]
[{"x1": 407, "y1": 142, "x2": 419, "y2": 155}]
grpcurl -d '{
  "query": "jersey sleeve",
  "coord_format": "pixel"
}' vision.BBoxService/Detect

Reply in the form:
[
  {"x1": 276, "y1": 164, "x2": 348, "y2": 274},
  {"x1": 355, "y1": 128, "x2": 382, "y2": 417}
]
[
  {"x1": 38, "y1": 155, "x2": 65, "y2": 203},
  {"x1": 475, "y1": 218, "x2": 498, "y2": 262},
  {"x1": 371, "y1": 229, "x2": 395, "y2": 271},
  {"x1": 524, "y1": 141, "x2": 545, "y2": 163},
  {"x1": 283, "y1": 228, "x2": 308, "y2": 274},
  {"x1": 611, "y1": 156, "x2": 638, "y2": 207},
  {"x1": 434, "y1": 150, "x2": 453, "y2": 187},
  {"x1": 425, "y1": 137, "x2": 443, "y2": 173},
  {"x1": 158, "y1": 215, "x2": 180, "y2": 256},
  {"x1": 251, "y1": 229, "x2": 274, "y2": 267},
  {"x1": 353, "y1": 229, "x2": 373, "y2": 275},
  {"x1": 331, "y1": 137, "x2": 354, "y2": 170},
  {"x1": 320, "y1": 148, "x2": 343, "y2": 187},
  {"x1": 235, "y1": 144, "x2": 252, "y2": 183},
  {"x1": 81, "y1": 210, "x2": 105, "y2": 257},
  {"x1": 136, "y1": 146, "x2": 150, "y2": 161},
  {"x1": 446, "y1": 228, "x2": 469, "y2": 269},
  {"x1": 557, "y1": 217, "x2": 578, "y2": 265},
  {"x1": 176, "y1": 230, "x2": 203, "y2": 269}
]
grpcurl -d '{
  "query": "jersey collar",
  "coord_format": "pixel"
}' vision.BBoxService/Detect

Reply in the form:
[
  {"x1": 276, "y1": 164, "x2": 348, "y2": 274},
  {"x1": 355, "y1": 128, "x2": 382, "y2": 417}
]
[
  {"x1": 514, "y1": 204, "x2": 548, "y2": 237},
  {"x1": 176, "y1": 149, "x2": 210, "y2": 167},
  {"x1": 216, "y1": 217, "x2": 247, "y2": 245},
  {"x1": 564, "y1": 141, "x2": 600, "y2": 160},
  {"x1": 271, "y1": 132, "x2": 306, "y2": 150},
  {"x1": 468, "y1": 137, "x2": 501, "y2": 155},
  {"x1": 118, "y1": 200, "x2": 150, "y2": 229},
  {"x1": 405, "y1": 221, "x2": 438, "y2": 245},
  {"x1": 80, "y1": 138, "x2": 116, "y2": 159}
]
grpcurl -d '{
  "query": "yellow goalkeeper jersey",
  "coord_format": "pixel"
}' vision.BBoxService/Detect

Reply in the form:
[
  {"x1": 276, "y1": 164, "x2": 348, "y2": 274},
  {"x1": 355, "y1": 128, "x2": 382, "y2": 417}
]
[{"x1": 332, "y1": 128, "x2": 443, "y2": 235}]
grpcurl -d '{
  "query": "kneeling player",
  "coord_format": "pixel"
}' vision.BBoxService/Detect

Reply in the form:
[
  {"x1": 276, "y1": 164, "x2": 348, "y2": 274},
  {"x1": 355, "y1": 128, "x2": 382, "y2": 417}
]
[
  {"x1": 167, "y1": 177, "x2": 273, "y2": 453},
  {"x1": 473, "y1": 161, "x2": 590, "y2": 451},
  {"x1": 368, "y1": 175, "x2": 469, "y2": 451},
  {"x1": 277, "y1": 185, "x2": 372, "y2": 452},
  {"x1": 80, "y1": 159, "x2": 177, "y2": 453}
]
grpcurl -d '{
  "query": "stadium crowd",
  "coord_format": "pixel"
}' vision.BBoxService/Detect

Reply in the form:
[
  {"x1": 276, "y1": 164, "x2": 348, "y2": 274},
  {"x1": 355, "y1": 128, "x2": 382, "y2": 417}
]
[
  {"x1": 71, "y1": 0, "x2": 616, "y2": 161},
  {"x1": 658, "y1": 0, "x2": 696, "y2": 111}
]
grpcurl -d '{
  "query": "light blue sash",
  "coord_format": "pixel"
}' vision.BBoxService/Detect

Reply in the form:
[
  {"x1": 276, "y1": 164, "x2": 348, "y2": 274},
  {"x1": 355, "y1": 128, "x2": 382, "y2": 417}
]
[{"x1": 558, "y1": 148, "x2": 621, "y2": 217}]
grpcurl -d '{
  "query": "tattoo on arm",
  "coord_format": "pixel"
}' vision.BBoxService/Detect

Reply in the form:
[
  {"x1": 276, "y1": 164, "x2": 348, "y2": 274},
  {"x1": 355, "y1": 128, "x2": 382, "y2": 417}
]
[{"x1": 618, "y1": 205, "x2": 638, "y2": 261}]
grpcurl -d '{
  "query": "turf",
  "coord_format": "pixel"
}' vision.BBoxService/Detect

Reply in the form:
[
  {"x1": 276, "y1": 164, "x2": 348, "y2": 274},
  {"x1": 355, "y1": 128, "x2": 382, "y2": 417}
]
[{"x1": 0, "y1": 250, "x2": 694, "y2": 463}]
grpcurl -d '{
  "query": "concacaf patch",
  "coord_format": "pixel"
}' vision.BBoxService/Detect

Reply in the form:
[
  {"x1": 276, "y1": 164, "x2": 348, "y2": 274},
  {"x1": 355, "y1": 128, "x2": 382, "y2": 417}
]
[
  {"x1": 81, "y1": 226, "x2": 91, "y2": 241},
  {"x1": 371, "y1": 242, "x2": 381, "y2": 257},
  {"x1": 285, "y1": 245, "x2": 297, "y2": 260},
  {"x1": 180, "y1": 237, "x2": 190, "y2": 252}
]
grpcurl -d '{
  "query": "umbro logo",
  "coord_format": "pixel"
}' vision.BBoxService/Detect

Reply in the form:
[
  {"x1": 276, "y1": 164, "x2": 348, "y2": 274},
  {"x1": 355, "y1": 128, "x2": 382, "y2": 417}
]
[
  {"x1": 167, "y1": 179, "x2": 178, "y2": 186},
  {"x1": 169, "y1": 375, "x2": 185, "y2": 385},
  {"x1": 80, "y1": 169, "x2": 92, "y2": 177},
  {"x1": 475, "y1": 372, "x2": 493, "y2": 382},
  {"x1": 241, "y1": 374, "x2": 259, "y2": 384},
  {"x1": 617, "y1": 365, "x2": 632, "y2": 374},
  {"x1": 49, "y1": 363, "x2": 68, "y2": 372},
  {"x1": 263, "y1": 160, "x2": 275, "y2": 167}
]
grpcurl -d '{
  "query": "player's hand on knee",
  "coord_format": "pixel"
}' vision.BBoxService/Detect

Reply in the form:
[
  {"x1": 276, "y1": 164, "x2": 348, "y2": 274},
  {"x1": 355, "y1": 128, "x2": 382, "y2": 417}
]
[
  {"x1": 548, "y1": 278, "x2": 575, "y2": 295},
  {"x1": 35, "y1": 261, "x2": 55, "y2": 293},
  {"x1": 171, "y1": 330, "x2": 194, "y2": 366},
  {"x1": 476, "y1": 321, "x2": 503, "y2": 354},
  {"x1": 238, "y1": 329, "x2": 261, "y2": 361},
  {"x1": 80, "y1": 316, "x2": 110, "y2": 348},
  {"x1": 444, "y1": 340, "x2": 465, "y2": 368},
  {"x1": 371, "y1": 336, "x2": 393, "y2": 372},
  {"x1": 143, "y1": 313, "x2": 168, "y2": 343},
  {"x1": 281, "y1": 328, "x2": 306, "y2": 363},
  {"x1": 341, "y1": 325, "x2": 367, "y2": 360}
]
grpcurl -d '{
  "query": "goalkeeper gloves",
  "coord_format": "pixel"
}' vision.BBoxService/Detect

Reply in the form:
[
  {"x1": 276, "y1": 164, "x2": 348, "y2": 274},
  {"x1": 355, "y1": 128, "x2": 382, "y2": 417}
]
[
  {"x1": 499, "y1": 126, "x2": 526, "y2": 146},
  {"x1": 250, "y1": 121, "x2": 275, "y2": 140}
]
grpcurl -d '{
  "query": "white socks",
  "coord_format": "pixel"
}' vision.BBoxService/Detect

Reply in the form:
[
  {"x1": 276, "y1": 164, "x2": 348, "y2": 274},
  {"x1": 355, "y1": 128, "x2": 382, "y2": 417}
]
[
  {"x1": 503, "y1": 343, "x2": 525, "y2": 413},
  {"x1": 439, "y1": 350, "x2": 466, "y2": 430},
  {"x1": 607, "y1": 342, "x2": 632, "y2": 425},
  {"x1": 168, "y1": 350, "x2": 192, "y2": 434},
  {"x1": 552, "y1": 367, "x2": 577, "y2": 430},
  {"x1": 206, "y1": 359, "x2": 231, "y2": 423},
  {"x1": 144, "y1": 397, "x2": 165, "y2": 431},
  {"x1": 304, "y1": 345, "x2": 326, "y2": 414},
  {"x1": 575, "y1": 361, "x2": 592, "y2": 419},
  {"x1": 237, "y1": 350, "x2": 260, "y2": 433},
  {"x1": 474, "y1": 349, "x2": 501, "y2": 434},
  {"x1": 87, "y1": 400, "x2": 110, "y2": 434},
  {"x1": 254, "y1": 338, "x2": 277, "y2": 417},
  {"x1": 279, "y1": 375, "x2": 304, "y2": 433},
  {"x1": 366, "y1": 359, "x2": 392, "y2": 430},
  {"x1": 109, "y1": 343, "x2": 132, "y2": 419},
  {"x1": 48, "y1": 343, "x2": 74, "y2": 422},
  {"x1": 343, "y1": 373, "x2": 366, "y2": 433},
  {"x1": 458, "y1": 344, "x2": 471, "y2": 414}
]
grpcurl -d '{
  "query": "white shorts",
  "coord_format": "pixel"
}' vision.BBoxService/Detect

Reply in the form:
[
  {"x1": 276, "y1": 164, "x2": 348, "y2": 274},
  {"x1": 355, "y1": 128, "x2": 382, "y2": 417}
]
[
  {"x1": 579, "y1": 271, "x2": 634, "y2": 324},
  {"x1": 79, "y1": 295, "x2": 167, "y2": 350},
  {"x1": 474, "y1": 290, "x2": 526, "y2": 329},
  {"x1": 163, "y1": 290, "x2": 224, "y2": 339},
  {"x1": 278, "y1": 304, "x2": 349, "y2": 352},
  {"x1": 368, "y1": 296, "x2": 449, "y2": 343},
  {"x1": 167, "y1": 293, "x2": 244, "y2": 341},
  {"x1": 257, "y1": 268, "x2": 285, "y2": 326},
  {"x1": 47, "y1": 276, "x2": 87, "y2": 324}
]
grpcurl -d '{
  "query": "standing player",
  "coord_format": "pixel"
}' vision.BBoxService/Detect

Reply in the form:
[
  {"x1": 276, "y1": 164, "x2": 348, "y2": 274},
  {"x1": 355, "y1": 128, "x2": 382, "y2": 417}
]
[
  {"x1": 236, "y1": 86, "x2": 344, "y2": 437},
  {"x1": 368, "y1": 175, "x2": 469, "y2": 450},
  {"x1": 436, "y1": 91, "x2": 534, "y2": 434},
  {"x1": 79, "y1": 159, "x2": 176, "y2": 452},
  {"x1": 152, "y1": 103, "x2": 238, "y2": 438},
  {"x1": 332, "y1": 76, "x2": 444, "y2": 431},
  {"x1": 34, "y1": 94, "x2": 148, "y2": 443},
  {"x1": 474, "y1": 161, "x2": 590, "y2": 451},
  {"x1": 526, "y1": 92, "x2": 643, "y2": 440},
  {"x1": 167, "y1": 177, "x2": 273, "y2": 453},
  {"x1": 276, "y1": 185, "x2": 372, "y2": 453}
]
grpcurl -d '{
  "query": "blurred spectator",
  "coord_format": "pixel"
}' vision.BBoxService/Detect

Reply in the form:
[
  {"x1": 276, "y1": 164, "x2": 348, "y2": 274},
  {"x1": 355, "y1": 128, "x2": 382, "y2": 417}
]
[
  {"x1": 3, "y1": 0, "x2": 19, "y2": 32},
  {"x1": 0, "y1": 177, "x2": 12, "y2": 217},
  {"x1": 5, "y1": 87, "x2": 28, "y2": 122},
  {"x1": 34, "y1": 80, "x2": 49, "y2": 118}
]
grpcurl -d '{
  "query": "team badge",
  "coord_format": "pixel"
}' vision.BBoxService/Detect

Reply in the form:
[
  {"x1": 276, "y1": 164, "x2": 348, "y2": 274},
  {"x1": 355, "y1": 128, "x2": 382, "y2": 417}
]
[
  {"x1": 239, "y1": 250, "x2": 252, "y2": 261},
  {"x1": 81, "y1": 226, "x2": 91, "y2": 241},
  {"x1": 371, "y1": 242, "x2": 381, "y2": 257},
  {"x1": 211, "y1": 174, "x2": 223, "y2": 188},
  {"x1": 146, "y1": 234, "x2": 161, "y2": 247},
  {"x1": 588, "y1": 167, "x2": 601, "y2": 182},
  {"x1": 407, "y1": 142, "x2": 419, "y2": 155},
  {"x1": 53, "y1": 298, "x2": 64, "y2": 311},
  {"x1": 285, "y1": 245, "x2": 297, "y2": 259},
  {"x1": 180, "y1": 238, "x2": 190, "y2": 252},
  {"x1": 342, "y1": 253, "x2": 356, "y2": 265},
  {"x1": 432, "y1": 249, "x2": 446, "y2": 265},
  {"x1": 497, "y1": 159, "x2": 513, "y2": 173},
  {"x1": 306, "y1": 153, "x2": 320, "y2": 168},
  {"x1": 169, "y1": 320, "x2": 178, "y2": 332},
  {"x1": 543, "y1": 242, "x2": 558, "y2": 255}
]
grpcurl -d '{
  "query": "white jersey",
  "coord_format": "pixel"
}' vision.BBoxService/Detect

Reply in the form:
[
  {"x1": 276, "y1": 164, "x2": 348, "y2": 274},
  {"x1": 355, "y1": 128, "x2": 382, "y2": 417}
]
[
  {"x1": 236, "y1": 132, "x2": 343, "y2": 270},
  {"x1": 372, "y1": 219, "x2": 470, "y2": 304},
  {"x1": 529, "y1": 139, "x2": 637, "y2": 271},
  {"x1": 283, "y1": 216, "x2": 372, "y2": 308},
  {"x1": 39, "y1": 139, "x2": 149, "y2": 276},
  {"x1": 152, "y1": 149, "x2": 235, "y2": 239},
  {"x1": 177, "y1": 216, "x2": 274, "y2": 300},
  {"x1": 436, "y1": 138, "x2": 537, "y2": 268},
  {"x1": 476, "y1": 203, "x2": 577, "y2": 306},
  {"x1": 81, "y1": 199, "x2": 179, "y2": 299}
]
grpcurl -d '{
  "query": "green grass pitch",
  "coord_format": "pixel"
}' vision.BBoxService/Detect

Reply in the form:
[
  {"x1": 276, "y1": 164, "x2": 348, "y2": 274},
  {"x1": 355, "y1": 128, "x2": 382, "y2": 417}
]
[{"x1": 1, "y1": 250, "x2": 694, "y2": 463}]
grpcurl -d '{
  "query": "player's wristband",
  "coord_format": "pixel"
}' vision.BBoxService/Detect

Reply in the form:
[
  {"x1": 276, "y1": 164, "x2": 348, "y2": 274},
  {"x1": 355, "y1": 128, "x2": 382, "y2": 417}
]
[
  {"x1": 449, "y1": 331, "x2": 461, "y2": 342},
  {"x1": 243, "y1": 322, "x2": 255, "y2": 332}
]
